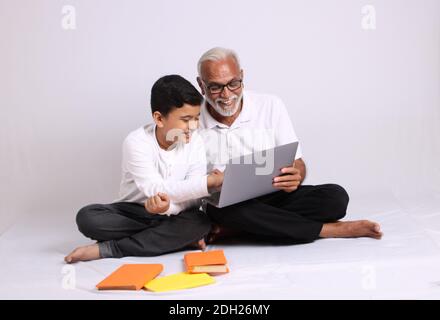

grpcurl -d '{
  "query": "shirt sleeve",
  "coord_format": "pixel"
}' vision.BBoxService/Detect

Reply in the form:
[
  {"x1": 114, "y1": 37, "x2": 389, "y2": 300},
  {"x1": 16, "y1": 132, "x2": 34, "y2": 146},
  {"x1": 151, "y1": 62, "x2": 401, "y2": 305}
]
[
  {"x1": 163, "y1": 198, "x2": 202, "y2": 216},
  {"x1": 122, "y1": 134, "x2": 210, "y2": 207},
  {"x1": 162, "y1": 133, "x2": 208, "y2": 215},
  {"x1": 273, "y1": 96, "x2": 303, "y2": 160},
  {"x1": 184, "y1": 132, "x2": 209, "y2": 180},
  {"x1": 162, "y1": 201, "x2": 186, "y2": 216}
]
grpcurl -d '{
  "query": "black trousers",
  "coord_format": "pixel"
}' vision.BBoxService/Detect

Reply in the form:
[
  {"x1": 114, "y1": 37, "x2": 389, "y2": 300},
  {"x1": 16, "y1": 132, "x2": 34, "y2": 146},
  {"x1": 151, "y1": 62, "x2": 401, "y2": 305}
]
[
  {"x1": 206, "y1": 184, "x2": 349, "y2": 244},
  {"x1": 75, "y1": 202, "x2": 211, "y2": 258}
]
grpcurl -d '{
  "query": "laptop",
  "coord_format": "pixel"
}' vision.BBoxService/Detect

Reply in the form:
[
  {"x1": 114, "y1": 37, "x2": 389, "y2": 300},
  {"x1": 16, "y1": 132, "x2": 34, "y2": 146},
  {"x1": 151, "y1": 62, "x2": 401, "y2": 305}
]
[{"x1": 206, "y1": 141, "x2": 298, "y2": 208}]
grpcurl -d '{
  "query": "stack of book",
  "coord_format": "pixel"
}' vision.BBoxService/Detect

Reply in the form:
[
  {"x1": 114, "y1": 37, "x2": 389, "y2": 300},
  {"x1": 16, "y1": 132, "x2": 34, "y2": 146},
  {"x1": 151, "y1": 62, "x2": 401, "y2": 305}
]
[{"x1": 184, "y1": 249, "x2": 229, "y2": 275}]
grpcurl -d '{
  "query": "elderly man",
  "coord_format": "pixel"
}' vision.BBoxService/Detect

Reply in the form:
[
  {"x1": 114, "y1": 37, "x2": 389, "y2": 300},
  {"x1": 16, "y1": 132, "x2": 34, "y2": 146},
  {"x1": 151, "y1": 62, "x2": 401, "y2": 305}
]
[{"x1": 196, "y1": 47, "x2": 382, "y2": 243}]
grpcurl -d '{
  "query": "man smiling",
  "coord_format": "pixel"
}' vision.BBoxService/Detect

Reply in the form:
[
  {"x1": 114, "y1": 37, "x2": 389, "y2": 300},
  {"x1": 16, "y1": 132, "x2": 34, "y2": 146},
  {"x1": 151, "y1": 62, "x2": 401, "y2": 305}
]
[{"x1": 196, "y1": 47, "x2": 383, "y2": 243}]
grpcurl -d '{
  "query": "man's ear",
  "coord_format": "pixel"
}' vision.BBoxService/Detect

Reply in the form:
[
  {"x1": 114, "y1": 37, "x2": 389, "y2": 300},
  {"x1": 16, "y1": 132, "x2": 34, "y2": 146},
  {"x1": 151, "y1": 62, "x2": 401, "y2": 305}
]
[
  {"x1": 240, "y1": 69, "x2": 244, "y2": 88},
  {"x1": 196, "y1": 77, "x2": 205, "y2": 95},
  {"x1": 153, "y1": 111, "x2": 165, "y2": 128}
]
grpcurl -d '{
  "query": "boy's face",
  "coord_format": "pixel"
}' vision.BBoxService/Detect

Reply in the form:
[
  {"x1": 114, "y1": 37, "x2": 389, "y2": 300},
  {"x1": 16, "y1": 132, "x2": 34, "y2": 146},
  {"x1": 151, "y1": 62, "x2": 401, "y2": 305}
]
[{"x1": 154, "y1": 104, "x2": 201, "y2": 145}]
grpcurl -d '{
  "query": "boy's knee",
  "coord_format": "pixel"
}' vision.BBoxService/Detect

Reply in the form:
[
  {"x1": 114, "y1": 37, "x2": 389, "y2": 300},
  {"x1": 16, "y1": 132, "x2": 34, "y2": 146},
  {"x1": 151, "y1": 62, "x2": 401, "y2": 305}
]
[
  {"x1": 176, "y1": 210, "x2": 212, "y2": 239},
  {"x1": 206, "y1": 205, "x2": 230, "y2": 224},
  {"x1": 183, "y1": 209, "x2": 211, "y2": 228},
  {"x1": 76, "y1": 204, "x2": 103, "y2": 238}
]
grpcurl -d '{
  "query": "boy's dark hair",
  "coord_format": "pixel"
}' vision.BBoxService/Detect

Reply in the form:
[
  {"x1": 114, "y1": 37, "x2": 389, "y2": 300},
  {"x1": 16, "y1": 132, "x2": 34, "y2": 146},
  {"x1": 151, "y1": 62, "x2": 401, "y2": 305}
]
[{"x1": 150, "y1": 75, "x2": 203, "y2": 116}]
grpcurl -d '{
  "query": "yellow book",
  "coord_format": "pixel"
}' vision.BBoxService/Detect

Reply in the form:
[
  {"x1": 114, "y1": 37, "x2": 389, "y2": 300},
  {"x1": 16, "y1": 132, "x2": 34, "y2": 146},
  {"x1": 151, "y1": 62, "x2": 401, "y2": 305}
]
[{"x1": 144, "y1": 272, "x2": 215, "y2": 292}]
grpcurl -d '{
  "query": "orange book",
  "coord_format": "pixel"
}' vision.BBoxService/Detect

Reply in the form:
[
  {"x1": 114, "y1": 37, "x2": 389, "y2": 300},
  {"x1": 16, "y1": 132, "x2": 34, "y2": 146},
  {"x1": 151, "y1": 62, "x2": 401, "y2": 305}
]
[
  {"x1": 96, "y1": 264, "x2": 163, "y2": 290},
  {"x1": 184, "y1": 250, "x2": 229, "y2": 275}
]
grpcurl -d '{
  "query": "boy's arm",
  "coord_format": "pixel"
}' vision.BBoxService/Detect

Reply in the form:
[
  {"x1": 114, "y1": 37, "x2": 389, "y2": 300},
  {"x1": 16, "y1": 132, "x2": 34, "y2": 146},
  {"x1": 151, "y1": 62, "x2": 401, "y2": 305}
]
[
  {"x1": 163, "y1": 134, "x2": 211, "y2": 215},
  {"x1": 144, "y1": 193, "x2": 186, "y2": 216},
  {"x1": 124, "y1": 137, "x2": 210, "y2": 204}
]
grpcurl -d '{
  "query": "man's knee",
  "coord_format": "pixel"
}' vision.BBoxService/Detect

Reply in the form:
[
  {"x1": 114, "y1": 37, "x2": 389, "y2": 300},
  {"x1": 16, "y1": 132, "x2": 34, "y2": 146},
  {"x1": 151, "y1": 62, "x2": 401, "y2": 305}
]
[
  {"x1": 76, "y1": 204, "x2": 106, "y2": 239},
  {"x1": 323, "y1": 184, "x2": 349, "y2": 220}
]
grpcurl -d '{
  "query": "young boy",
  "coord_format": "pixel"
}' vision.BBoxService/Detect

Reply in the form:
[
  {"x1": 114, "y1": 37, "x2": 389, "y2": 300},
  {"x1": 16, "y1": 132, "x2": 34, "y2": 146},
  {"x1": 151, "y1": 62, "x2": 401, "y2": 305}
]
[{"x1": 65, "y1": 75, "x2": 223, "y2": 263}]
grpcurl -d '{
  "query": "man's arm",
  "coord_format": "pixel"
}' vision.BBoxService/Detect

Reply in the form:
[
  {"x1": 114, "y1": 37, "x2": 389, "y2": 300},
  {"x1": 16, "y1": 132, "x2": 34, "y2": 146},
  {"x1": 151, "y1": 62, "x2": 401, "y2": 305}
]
[
  {"x1": 271, "y1": 95, "x2": 306, "y2": 192},
  {"x1": 294, "y1": 158, "x2": 306, "y2": 183}
]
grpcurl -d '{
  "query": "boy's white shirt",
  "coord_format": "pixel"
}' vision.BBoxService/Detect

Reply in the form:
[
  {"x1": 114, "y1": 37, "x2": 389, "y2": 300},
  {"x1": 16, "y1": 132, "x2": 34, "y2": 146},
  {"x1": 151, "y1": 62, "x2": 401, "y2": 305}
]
[{"x1": 113, "y1": 123, "x2": 209, "y2": 215}]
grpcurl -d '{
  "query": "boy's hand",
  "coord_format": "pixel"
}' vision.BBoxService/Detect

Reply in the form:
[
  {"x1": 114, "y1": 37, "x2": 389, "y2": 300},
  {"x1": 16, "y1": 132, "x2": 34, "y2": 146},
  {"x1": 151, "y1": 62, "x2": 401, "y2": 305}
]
[
  {"x1": 207, "y1": 169, "x2": 224, "y2": 191},
  {"x1": 145, "y1": 192, "x2": 170, "y2": 214}
]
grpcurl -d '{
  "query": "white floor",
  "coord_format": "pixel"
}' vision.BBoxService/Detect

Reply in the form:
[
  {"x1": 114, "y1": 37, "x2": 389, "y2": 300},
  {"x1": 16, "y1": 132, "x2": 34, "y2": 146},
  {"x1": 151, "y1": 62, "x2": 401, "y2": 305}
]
[{"x1": 1, "y1": 193, "x2": 440, "y2": 300}]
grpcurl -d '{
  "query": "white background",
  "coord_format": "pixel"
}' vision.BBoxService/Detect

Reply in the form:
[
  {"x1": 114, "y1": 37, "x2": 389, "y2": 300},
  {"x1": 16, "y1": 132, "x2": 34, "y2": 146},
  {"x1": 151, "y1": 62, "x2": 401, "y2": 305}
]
[{"x1": 1, "y1": 0, "x2": 439, "y2": 232}]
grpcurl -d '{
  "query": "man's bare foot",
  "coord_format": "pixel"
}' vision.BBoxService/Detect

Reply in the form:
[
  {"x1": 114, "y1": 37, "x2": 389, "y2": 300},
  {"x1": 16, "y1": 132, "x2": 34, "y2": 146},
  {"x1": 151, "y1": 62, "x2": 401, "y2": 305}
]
[
  {"x1": 206, "y1": 224, "x2": 241, "y2": 244},
  {"x1": 64, "y1": 244, "x2": 101, "y2": 264},
  {"x1": 320, "y1": 220, "x2": 383, "y2": 239}
]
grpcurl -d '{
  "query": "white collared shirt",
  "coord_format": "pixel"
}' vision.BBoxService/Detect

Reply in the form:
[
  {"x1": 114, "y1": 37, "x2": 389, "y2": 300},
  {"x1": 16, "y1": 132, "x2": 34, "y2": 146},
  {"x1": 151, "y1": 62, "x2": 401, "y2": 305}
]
[
  {"x1": 113, "y1": 124, "x2": 210, "y2": 215},
  {"x1": 198, "y1": 90, "x2": 303, "y2": 171}
]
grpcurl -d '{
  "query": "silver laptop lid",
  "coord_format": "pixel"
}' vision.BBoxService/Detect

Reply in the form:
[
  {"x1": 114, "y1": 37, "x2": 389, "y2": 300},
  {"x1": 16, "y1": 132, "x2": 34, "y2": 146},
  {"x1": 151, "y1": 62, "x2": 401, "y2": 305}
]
[{"x1": 217, "y1": 142, "x2": 298, "y2": 208}]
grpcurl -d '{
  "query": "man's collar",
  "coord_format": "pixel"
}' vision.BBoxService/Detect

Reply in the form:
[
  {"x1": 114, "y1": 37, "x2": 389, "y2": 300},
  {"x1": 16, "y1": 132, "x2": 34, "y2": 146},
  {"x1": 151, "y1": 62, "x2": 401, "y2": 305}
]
[
  {"x1": 201, "y1": 91, "x2": 251, "y2": 129},
  {"x1": 201, "y1": 101, "x2": 223, "y2": 129}
]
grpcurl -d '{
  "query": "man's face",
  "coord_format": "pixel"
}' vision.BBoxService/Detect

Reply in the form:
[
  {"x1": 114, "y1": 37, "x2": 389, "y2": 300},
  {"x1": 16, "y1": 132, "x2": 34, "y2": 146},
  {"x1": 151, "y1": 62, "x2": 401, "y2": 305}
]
[
  {"x1": 155, "y1": 104, "x2": 200, "y2": 145},
  {"x1": 198, "y1": 57, "x2": 244, "y2": 117}
]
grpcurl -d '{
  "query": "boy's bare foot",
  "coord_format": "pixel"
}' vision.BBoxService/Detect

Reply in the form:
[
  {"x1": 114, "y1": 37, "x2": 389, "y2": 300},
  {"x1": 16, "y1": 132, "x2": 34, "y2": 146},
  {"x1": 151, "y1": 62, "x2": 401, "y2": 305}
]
[
  {"x1": 320, "y1": 220, "x2": 383, "y2": 239},
  {"x1": 197, "y1": 238, "x2": 206, "y2": 251},
  {"x1": 206, "y1": 224, "x2": 241, "y2": 244},
  {"x1": 187, "y1": 238, "x2": 207, "y2": 251},
  {"x1": 64, "y1": 244, "x2": 101, "y2": 264}
]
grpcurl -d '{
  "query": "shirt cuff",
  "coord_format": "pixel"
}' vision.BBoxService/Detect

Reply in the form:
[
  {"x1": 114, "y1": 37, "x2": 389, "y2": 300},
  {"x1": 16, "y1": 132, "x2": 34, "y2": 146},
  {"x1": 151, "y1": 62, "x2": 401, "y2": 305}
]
[
  {"x1": 163, "y1": 202, "x2": 184, "y2": 216},
  {"x1": 196, "y1": 175, "x2": 210, "y2": 198},
  {"x1": 163, "y1": 199, "x2": 202, "y2": 216},
  {"x1": 182, "y1": 175, "x2": 210, "y2": 201}
]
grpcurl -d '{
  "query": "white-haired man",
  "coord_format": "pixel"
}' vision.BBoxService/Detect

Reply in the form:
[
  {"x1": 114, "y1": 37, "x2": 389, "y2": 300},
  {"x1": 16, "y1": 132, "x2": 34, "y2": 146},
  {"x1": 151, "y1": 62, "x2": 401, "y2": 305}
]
[{"x1": 196, "y1": 47, "x2": 382, "y2": 243}]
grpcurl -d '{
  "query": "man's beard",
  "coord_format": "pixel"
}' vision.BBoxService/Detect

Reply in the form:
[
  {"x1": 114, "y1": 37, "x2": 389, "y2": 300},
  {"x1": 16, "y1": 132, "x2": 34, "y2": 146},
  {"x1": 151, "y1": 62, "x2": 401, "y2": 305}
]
[{"x1": 206, "y1": 92, "x2": 243, "y2": 117}]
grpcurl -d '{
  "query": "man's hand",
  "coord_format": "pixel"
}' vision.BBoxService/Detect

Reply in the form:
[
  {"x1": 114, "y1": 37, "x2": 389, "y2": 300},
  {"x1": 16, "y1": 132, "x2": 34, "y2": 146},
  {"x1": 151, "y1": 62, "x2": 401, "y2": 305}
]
[
  {"x1": 272, "y1": 164, "x2": 302, "y2": 193},
  {"x1": 144, "y1": 192, "x2": 170, "y2": 214},
  {"x1": 207, "y1": 169, "x2": 224, "y2": 192}
]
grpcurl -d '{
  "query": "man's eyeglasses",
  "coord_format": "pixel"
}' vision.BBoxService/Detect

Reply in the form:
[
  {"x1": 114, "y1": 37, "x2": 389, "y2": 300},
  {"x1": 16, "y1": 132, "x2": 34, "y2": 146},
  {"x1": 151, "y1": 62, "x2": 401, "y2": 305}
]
[{"x1": 203, "y1": 79, "x2": 243, "y2": 94}]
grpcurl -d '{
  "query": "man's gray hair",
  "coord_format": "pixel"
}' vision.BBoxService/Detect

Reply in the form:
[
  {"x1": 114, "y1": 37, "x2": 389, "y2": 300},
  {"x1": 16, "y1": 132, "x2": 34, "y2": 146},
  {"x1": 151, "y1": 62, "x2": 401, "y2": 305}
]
[{"x1": 197, "y1": 47, "x2": 241, "y2": 76}]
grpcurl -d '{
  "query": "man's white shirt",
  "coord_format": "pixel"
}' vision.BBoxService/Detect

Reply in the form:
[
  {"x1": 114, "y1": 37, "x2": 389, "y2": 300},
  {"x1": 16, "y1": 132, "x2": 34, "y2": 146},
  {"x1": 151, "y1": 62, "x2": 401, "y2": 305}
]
[{"x1": 198, "y1": 90, "x2": 303, "y2": 172}]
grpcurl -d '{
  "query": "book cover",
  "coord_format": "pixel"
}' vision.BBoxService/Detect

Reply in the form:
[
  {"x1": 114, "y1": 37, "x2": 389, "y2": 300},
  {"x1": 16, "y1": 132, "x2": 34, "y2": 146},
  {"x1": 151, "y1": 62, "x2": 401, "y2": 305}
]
[
  {"x1": 184, "y1": 249, "x2": 229, "y2": 274},
  {"x1": 96, "y1": 264, "x2": 163, "y2": 290},
  {"x1": 145, "y1": 272, "x2": 215, "y2": 292}
]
